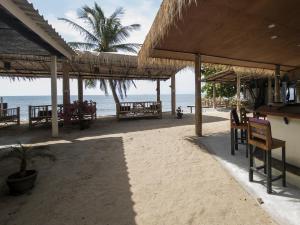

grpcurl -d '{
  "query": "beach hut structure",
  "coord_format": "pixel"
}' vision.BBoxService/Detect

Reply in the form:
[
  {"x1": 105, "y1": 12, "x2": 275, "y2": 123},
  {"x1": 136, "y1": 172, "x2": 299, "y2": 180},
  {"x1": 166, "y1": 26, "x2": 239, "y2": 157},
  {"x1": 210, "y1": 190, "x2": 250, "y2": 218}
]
[
  {"x1": 204, "y1": 67, "x2": 276, "y2": 111},
  {"x1": 139, "y1": 0, "x2": 300, "y2": 189},
  {"x1": 0, "y1": 51, "x2": 182, "y2": 123},
  {"x1": 0, "y1": 0, "x2": 182, "y2": 133},
  {"x1": 139, "y1": 0, "x2": 300, "y2": 136},
  {"x1": 0, "y1": 0, "x2": 75, "y2": 137}
]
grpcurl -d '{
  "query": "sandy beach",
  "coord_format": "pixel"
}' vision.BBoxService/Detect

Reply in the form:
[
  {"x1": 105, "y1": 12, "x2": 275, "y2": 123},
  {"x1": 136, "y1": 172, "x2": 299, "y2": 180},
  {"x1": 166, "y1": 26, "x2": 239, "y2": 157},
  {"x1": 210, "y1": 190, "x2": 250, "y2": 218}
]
[{"x1": 0, "y1": 111, "x2": 276, "y2": 225}]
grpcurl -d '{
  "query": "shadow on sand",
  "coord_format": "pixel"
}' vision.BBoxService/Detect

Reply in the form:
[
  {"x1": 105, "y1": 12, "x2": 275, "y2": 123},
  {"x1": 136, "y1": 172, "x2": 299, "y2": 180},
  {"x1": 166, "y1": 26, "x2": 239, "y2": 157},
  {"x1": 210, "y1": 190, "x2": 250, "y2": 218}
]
[{"x1": 0, "y1": 136, "x2": 137, "y2": 225}]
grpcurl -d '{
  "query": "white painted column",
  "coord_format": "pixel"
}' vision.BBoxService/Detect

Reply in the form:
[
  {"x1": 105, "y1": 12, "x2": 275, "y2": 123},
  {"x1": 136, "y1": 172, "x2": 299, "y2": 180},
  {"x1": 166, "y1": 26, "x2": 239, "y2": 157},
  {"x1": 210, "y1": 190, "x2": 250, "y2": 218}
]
[
  {"x1": 236, "y1": 73, "x2": 241, "y2": 112},
  {"x1": 50, "y1": 55, "x2": 59, "y2": 137}
]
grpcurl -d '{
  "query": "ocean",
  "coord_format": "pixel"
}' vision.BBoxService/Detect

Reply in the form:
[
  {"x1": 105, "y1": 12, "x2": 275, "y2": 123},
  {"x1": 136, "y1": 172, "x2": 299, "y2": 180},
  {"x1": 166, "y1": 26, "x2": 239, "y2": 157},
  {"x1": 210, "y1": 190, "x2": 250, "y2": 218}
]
[{"x1": 0, "y1": 94, "x2": 195, "y2": 121}]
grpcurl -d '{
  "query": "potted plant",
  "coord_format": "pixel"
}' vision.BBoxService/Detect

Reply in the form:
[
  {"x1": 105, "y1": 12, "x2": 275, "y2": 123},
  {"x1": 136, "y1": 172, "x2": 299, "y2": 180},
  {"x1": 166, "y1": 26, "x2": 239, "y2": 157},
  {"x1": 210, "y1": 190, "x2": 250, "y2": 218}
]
[{"x1": 0, "y1": 143, "x2": 55, "y2": 195}]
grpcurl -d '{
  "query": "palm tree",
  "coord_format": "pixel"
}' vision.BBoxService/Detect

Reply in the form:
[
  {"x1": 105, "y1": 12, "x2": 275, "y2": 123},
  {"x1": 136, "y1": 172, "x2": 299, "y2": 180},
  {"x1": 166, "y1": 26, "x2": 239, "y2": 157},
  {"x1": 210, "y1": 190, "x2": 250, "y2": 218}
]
[{"x1": 58, "y1": 2, "x2": 140, "y2": 104}]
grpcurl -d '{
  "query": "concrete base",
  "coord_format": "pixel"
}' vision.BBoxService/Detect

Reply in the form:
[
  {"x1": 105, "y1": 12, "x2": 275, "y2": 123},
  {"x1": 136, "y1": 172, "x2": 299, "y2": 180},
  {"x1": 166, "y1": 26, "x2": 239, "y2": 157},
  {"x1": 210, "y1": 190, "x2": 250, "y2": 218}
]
[{"x1": 201, "y1": 132, "x2": 300, "y2": 225}]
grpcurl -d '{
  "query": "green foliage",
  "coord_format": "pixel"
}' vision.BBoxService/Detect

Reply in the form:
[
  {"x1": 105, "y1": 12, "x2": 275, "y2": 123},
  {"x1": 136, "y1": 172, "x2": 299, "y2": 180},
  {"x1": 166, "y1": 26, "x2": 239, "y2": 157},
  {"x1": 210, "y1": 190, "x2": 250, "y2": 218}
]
[
  {"x1": 59, "y1": 2, "x2": 140, "y2": 101},
  {"x1": 201, "y1": 66, "x2": 236, "y2": 98},
  {"x1": 0, "y1": 143, "x2": 55, "y2": 176}
]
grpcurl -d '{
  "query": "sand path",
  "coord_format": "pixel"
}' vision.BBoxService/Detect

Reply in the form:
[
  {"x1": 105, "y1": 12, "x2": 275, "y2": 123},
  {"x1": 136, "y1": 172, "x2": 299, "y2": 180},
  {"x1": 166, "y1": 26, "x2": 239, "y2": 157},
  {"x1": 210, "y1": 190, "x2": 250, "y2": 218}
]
[{"x1": 0, "y1": 112, "x2": 276, "y2": 225}]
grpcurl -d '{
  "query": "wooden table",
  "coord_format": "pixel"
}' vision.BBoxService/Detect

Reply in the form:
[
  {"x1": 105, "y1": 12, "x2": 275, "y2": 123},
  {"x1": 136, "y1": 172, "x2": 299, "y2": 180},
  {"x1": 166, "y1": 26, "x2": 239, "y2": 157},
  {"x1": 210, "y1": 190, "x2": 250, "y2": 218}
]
[{"x1": 187, "y1": 105, "x2": 195, "y2": 113}]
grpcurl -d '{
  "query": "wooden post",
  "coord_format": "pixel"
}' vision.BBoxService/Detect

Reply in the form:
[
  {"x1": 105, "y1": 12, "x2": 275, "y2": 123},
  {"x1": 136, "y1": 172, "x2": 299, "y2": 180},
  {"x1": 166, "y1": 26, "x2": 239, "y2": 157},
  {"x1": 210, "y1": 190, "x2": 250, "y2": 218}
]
[
  {"x1": 0, "y1": 97, "x2": 3, "y2": 117},
  {"x1": 274, "y1": 65, "x2": 281, "y2": 102},
  {"x1": 236, "y1": 73, "x2": 241, "y2": 112},
  {"x1": 195, "y1": 54, "x2": 202, "y2": 137},
  {"x1": 62, "y1": 62, "x2": 70, "y2": 125},
  {"x1": 50, "y1": 55, "x2": 59, "y2": 137},
  {"x1": 171, "y1": 75, "x2": 176, "y2": 115},
  {"x1": 28, "y1": 105, "x2": 32, "y2": 128},
  {"x1": 156, "y1": 79, "x2": 161, "y2": 102},
  {"x1": 17, "y1": 107, "x2": 20, "y2": 125},
  {"x1": 213, "y1": 82, "x2": 216, "y2": 109},
  {"x1": 78, "y1": 76, "x2": 83, "y2": 104},
  {"x1": 296, "y1": 81, "x2": 300, "y2": 103},
  {"x1": 268, "y1": 76, "x2": 273, "y2": 104},
  {"x1": 62, "y1": 62, "x2": 70, "y2": 106}
]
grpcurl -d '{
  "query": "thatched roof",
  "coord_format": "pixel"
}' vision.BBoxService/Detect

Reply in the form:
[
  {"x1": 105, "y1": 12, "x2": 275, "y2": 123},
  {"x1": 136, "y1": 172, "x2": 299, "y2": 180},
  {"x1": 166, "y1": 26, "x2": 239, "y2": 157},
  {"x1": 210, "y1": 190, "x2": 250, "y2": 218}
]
[
  {"x1": 204, "y1": 67, "x2": 277, "y2": 83},
  {"x1": 139, "y1": 0, "x2": 195, "y2": 67},
  {"x1": 139, "y1": 0, "x2": 300, "y2": 72},
  {"x1": 0, "y1": 51, "x2": 182, "y2": 80},
  {"x1": 0, "y1": 0, "x2": 74, "y2": 58}
]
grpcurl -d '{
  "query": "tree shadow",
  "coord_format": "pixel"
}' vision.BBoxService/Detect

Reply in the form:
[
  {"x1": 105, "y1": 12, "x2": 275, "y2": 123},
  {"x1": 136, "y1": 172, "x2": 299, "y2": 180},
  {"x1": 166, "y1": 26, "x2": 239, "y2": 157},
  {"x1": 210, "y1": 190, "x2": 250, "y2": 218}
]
[{"x1": 0, "y1": 136, "x2": 137, "y2": 225}]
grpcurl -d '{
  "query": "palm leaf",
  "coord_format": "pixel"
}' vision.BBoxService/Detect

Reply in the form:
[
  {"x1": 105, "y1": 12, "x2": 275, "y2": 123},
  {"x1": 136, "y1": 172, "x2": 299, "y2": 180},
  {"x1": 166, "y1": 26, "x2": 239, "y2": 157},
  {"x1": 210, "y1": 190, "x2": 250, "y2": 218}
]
[
  {"x1": 68, "y1": 42, "x2": 98, "y2": 50},
  {"x1": 58, "y1": 18, "x2": 99, "y2": 44}
]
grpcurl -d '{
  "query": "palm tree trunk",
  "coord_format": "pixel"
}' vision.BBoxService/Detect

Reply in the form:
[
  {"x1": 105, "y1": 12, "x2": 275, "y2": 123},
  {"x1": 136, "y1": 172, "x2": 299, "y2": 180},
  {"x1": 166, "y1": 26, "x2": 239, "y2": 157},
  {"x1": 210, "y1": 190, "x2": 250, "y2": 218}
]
[{"x1": 109, "y1": 79, "x2": 120, "y2": 105}]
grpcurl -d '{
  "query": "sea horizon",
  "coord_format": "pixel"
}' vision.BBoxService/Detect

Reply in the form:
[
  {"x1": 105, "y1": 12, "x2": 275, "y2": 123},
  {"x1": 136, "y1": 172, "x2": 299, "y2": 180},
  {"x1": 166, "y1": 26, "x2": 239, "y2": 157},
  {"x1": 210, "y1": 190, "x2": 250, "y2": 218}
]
[{"x1": 1, "y1": 94, "x2": 196, "y2": 120}]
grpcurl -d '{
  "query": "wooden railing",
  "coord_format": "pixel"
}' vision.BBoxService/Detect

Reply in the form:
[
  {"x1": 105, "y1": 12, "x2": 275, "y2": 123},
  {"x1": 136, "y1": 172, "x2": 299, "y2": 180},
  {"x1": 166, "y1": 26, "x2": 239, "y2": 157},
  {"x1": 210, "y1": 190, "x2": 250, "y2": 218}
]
[
  {"x1": 117, "y1": 101, "x2": 162, "y2": 119},
  {"x1": 29, "y1": 104, "x2": 63, "y2": 127},
  {"x1": 0, "y1": 107, "x2": 20, "y2": 125},
  {"x1": 202, "y1": 98, "x2": 229, "y2": 108},
  {"x1": 29, "y1": 101, "x2": 97, "y2": 127}
]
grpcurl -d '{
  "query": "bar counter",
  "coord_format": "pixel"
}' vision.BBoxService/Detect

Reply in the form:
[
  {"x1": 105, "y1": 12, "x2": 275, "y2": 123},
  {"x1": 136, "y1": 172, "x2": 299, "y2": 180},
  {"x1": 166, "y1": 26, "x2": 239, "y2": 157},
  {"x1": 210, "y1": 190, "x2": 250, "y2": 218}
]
[{"x1": 256, "y1": 104, "x2": 300, "y2": 187}]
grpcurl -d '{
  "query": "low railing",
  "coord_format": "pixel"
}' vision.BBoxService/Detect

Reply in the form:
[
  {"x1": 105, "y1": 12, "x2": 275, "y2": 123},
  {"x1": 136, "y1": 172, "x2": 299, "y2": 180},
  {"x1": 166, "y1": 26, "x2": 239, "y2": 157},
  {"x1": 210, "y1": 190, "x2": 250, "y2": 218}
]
[
  {"x1": 117, "y1": 101, "x2": 162, "y2": 119},
  {"x1": 29, "y1": 101, "x2": 97, "y2": 127},
  {"x1": 29, "y1": 104, "x2": 63, "y2": 127},
  {"x1": 0, "y1": 107, "x2": 20, "y2": 125},
  {"x1": 202, "y1": 98, "x2": 229, "y2": 108}
]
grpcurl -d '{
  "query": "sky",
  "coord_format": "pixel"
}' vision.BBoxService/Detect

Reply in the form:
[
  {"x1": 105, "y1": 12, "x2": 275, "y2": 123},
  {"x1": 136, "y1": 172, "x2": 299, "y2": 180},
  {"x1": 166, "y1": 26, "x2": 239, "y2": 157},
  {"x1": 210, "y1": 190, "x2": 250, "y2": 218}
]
[{"x1": 0, "y1": 0, "x2": 195, "y2": 96}]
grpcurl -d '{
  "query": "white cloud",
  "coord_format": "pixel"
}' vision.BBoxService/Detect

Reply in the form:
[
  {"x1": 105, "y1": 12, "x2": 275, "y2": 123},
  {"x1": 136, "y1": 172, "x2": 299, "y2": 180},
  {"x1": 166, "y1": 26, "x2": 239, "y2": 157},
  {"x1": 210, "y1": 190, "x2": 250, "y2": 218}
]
[{"x1": 46, "y1": 10, "x2": 86, "y2": 43}]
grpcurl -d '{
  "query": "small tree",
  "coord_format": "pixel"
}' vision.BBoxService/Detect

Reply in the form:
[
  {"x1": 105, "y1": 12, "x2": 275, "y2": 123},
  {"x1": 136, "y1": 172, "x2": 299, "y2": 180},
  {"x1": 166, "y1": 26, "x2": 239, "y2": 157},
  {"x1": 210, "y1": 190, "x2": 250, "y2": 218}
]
[{"x1": 202, "y1": 66, "x2": 236, "y2": 98}]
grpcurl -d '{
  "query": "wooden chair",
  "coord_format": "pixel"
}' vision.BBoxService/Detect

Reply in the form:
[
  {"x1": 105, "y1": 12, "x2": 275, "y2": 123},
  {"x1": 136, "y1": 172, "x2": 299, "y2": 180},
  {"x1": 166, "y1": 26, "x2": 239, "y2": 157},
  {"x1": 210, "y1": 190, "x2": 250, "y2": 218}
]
[
  {"x1": 248, "y1": 118, "x2": 286, "y2": 194},
  {"x1": 230, "y1": 108, "x2": 248, "y2": 157}
]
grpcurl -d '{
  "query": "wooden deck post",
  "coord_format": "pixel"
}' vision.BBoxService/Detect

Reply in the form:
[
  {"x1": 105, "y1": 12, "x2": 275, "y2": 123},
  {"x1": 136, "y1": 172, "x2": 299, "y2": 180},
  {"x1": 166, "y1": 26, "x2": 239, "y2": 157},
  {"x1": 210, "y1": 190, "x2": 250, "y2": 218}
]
[
  {"x1": 156, "y1": 79, "x2": 161, "y2": 102},
  {"x1": 78, "y1": 76, "x2": 83, "y2": 104},
  {"x1": 195, "y1": 54, "x2": 202, "y2": 137},
  {"x1": 17, "y1": 107, "x2": 20, "y2": 125},
  {"x1": 62, "y1": 62, "x2": 70, "y2": 125},
  {"x1": 236, "y1": 73, "x2": 241, "y2": 112},
  {"x1": 50, "y1": 55, "x2": 59, "y2": 137},
  {"x1": 274, "y1": 65, "x2": 281, "y2": 102},
  {"x1": 213, "y1": 82, "x2": 216, "y2": 109},
  {"x1": 171, "y1": 75, "x2": 176, "y2": 115},
  {"x1": 62, "y1": 62, "x2": 70, "y2": 106},
  {"x1": 268, "y1": 76, "x2": 273, "y2": 104}
]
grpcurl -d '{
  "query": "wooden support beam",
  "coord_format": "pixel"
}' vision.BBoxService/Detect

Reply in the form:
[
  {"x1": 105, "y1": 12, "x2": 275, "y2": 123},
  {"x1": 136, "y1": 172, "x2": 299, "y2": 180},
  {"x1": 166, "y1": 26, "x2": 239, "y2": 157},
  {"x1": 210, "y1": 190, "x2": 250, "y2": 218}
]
[
  {"x1": 50, "y1": 55, "x2": 58, "y2": 137},
  {"x1": 213, "y1": 82, "x2": 216, "y2": 109},
  {"x1": 274, "y1": 65, "x2": 281, "y2": 102},
  {"x1": 62, "y1": 62, "x2": 70, "y2": 106},
  {"x1": 195, "y1": 54, "x2": 202, "y2": 137},
  {"x1": 268, "y1": 76, "x2": 273, "y2": 104},
  {"x1": 236, "y1": 73, "x2": 241, "y2": 112},
  {"x1": 171, "y1": 75, "x2": 176, "y2": 115},
  {"x1": 78, "y1": 76, "x2": 83, "y2": 104},
  {"x1": 156, "y1": 79, "x2": 161, "y2": 102}
]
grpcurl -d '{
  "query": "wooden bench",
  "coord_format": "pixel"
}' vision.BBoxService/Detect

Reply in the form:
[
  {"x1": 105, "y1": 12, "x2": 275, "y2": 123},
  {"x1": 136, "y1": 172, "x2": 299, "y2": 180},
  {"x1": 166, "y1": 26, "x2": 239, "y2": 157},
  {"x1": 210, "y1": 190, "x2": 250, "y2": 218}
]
[
  {"x1": 0, "y1": 107, "x2": 20, "y2": 126},
  {"x1": 29, "y1": 101, "x2": 97, "y2": 127},
  {"x1": 117, "y1": 101, "x2": 162, "y2": 120}
]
